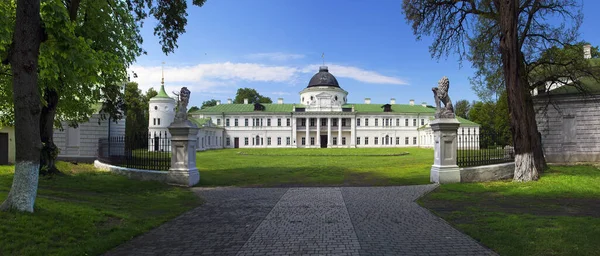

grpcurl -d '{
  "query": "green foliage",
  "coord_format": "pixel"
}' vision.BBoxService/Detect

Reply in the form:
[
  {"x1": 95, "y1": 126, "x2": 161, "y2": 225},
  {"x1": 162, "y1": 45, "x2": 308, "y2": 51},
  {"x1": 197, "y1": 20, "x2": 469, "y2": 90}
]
[
  {"x1": 188, "y1": 106, "x2": 200, "y2": 113},
  {"x1": 0, "y1": 162, "x2": 200, "y2": 255},
  {"x1": 468, "y1": 94, "x2": 511, "y2": 146},
  {"x1": 233, "y1": 88, "x2": 272, "y2": 104},
  {"x1": 200, "y1": 99, "x2": 217, "y2": 109},
  {"x1": 196, "y1": 148, "x2": 433, "y2": 187},
  {"x1": 124, "y1": 82, "x2": 148, "y2": 137},
  {"x1": 453, "y1": 99, "x2": 470, "y2": 119}
]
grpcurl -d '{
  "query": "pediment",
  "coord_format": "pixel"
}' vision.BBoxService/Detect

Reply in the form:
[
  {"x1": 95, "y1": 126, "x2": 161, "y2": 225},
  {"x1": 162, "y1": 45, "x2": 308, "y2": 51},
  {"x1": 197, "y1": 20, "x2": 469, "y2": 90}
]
[{"x1": 314, "y1": 92, "x2": 332, "y2": 98}]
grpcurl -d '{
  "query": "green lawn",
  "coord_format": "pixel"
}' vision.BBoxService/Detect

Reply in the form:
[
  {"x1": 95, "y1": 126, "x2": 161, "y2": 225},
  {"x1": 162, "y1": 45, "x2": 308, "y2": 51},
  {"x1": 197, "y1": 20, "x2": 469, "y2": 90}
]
[
  {"x1": 0, "y1": 162, "x2": 201, "y2": 256},
  {"x1": 196, "y1": 147, "x2": 433, "y2": 187},
  {"x1": 419, "y1": 165, "x2": 600, "y2": 256}
]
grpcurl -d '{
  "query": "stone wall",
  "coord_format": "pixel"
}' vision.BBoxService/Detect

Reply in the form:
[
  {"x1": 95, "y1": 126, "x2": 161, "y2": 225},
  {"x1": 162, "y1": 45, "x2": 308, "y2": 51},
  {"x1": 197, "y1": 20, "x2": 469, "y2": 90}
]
[
  {"x1": 534, "y1": 94, "x2": 600, "y2": 163},
  {"x1": 460, "y1": 162, "x2": 514, "y2": 182},
  {"x1": 94, "y1": 160, "x2": 167, "y2": 182}
]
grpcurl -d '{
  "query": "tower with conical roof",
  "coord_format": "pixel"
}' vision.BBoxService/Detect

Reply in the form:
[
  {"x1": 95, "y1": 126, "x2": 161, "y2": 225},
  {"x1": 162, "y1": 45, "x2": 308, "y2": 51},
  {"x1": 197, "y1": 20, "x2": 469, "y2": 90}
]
[{"x1": 148, "y1": 63, "x2": 176, "y2": 151}]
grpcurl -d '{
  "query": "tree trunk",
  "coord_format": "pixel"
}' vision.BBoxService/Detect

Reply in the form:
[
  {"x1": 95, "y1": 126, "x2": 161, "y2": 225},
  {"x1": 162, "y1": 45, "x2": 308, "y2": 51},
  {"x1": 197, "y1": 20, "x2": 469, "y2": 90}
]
[
  {"x1": 496, "y1": 0, "x2": 541, "y2": 182},
  {"x1": 0, "y1": 0, "x2": 43, "y2": 213},
  {"x1": 39, "y1": 88, "x2": 60, "y2": 175}
]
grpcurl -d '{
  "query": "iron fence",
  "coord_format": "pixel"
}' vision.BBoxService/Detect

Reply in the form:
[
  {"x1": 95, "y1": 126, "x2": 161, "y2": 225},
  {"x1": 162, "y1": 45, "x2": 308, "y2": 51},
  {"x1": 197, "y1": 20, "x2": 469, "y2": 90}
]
[
  {"x1": 97, "y1": 131, "x2": 171, "y2": 171},
  {"x1": 457, "y1": 128, "x2": 514, "y2": 167}
]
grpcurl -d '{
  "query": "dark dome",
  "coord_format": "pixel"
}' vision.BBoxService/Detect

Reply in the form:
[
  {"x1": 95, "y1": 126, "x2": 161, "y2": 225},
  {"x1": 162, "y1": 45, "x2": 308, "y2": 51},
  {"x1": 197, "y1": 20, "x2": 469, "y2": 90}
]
[{"x1": 307, "y1": 66, "x2": 340, "y2": 88}]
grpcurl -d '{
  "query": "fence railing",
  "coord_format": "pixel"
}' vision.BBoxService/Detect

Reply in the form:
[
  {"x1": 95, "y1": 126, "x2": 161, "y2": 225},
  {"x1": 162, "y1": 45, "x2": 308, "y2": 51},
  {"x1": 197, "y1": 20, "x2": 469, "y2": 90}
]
[
  {"x1": 97, "y1": 131, "x2": 171, "y2": 171},
  {"x1": 457, "y1": 128, "x2": 514, "y2": 167}
]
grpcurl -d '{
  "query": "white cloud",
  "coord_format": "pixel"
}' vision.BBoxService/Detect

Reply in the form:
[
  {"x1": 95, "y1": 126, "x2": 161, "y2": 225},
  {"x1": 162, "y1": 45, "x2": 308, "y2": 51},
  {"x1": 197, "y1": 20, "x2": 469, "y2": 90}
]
[
  {"x1": 245, "y1": 52, "x2": 305, "y2": 61},
  {"x1": 302, "y1": 64, "x2": 409, "y2": 85}
]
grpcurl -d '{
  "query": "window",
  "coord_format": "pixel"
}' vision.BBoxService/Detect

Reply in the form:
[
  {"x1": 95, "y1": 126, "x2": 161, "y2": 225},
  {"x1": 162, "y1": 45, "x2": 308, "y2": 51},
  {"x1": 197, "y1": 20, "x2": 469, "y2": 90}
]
[
  {"x1": 286, "y1": 137, "x2": 291, "y2": 145},
  {"x1": 66, "y1": 126, "x2": 80, "y2": 147},
  {"x1": 357, "y1": 118, "x2": 361, "y2": 126},
  {"x1": 405, "y1": 119, "x2": 409, "y2": 126},
  {"x1": 235, "y1": 119, "x2": 239, "y2": 126},
  {"x1": 405, "y1": 137, "x2": 409, "y2": 145},
  {"x1": 157, "y1": 118, "x2": 160, "y2": 125},
  {"x1": 302, "y1": 137, "x2": 306, "y2": 145},
  {"x1": 310, "y1": 118, "x2": 315, "y2": 127},
  {"x1": 244, "y1": 137, "x2": 249, "y2": 146},
  {"x1": 277, "y1": 118, "x2": 281, "y2": 127},
  {"x1": 421, "y1": 119, "x2": 425, "y2": 126},
  {"x1": 267, "y1": 119, "x2": 271, "y2": 126},
  {"x1": 226, "y1": 119, "x2": 230, "y2": 126},
  {"x1": 301, "y1": 119, "x2": 306, "y2": 126},
  {"x1": 321, "y1": 118, "x2": 327, "y2": 126},
  {"x1": 356, "y1": 137, "x2": 361, "y2": 145},
  {"x1": 244, "y1": 119, "x2": 249, "y2": 126},
  {"x1": 396, "y1": 137, "x2": 399, "y2": 145},
  {"x1": 413, "y1": 137, "x2": 417, "y2": 145},
  {"x1": 226, "y1": 137, "x2": 231, "y2": 146},
  {"x1": 413, "y1": 119, "x2": 417, "y2": 126},
  {"x1": 365, "y1": 118, "x2": 369, "y2": 126},
  {"x1": 267, "y1": 137, "x2": 271, "y2": 145},
  {"x1": 217, "y1": 119, "x2": 221, "y2": 126},
  {"x1": 286, "y1": 118, "x2": 291, "y2": 126},
  {"x1": 342, "y1": 119, "x2": 347, "y2": 127},
  {"x1": 375, "y1": 119, "x2": 379, "y2": 126},
  {"x1": 153, "y1": 118, "x2": 156, "y2": 125},
  {"x1": 261, "y1": 137, "x2": 264, "y2": 145},
  {"x1": 365, "y1": 137, "x2": 369, "y2": 145},
  {"x1": 277, "y1": 137, "x2": 282, "y2": 145},
  {"x1": 310, "y1": 137, "x2": 315, "y2": 145},
  {"x1": 385, "y1": 119, "x2": 389, "y2": 127},
  {"x1": 333, "y1": 137, "x2": 337, "y2": 145},
  {"x1": 342, "y1": 137, "x2": 346, "y2": 145},
  {"x1": 375, "y1": 137, "x2": 379, "y2": 145},
  {"x1": 333, "y1": 119, "x2": 338, "y2": 127},
  {"x1": 396, "y1": 118, "x2": 400, "y2": 126}
]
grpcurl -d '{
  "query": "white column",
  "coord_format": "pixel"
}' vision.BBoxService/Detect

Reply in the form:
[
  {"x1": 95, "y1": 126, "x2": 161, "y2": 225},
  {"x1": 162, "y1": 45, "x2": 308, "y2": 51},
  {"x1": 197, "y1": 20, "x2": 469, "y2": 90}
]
[
  {"x1": 351, "y1": 117, "x2": 356, "y2": 147},
  {"x1": 305, "y1": 117, "x2": 309, "y2": 148},
  {"x1": 337, "y1": 117, "x2": 342, "y2": 145},
  {"x1": 292, "y1": 117, "x2": 297, "y2": 147},
  {"x1": 327, "y1": 117, "x2": 332, "y2": 147},
  {"x1": 316, "y1": 117, "x2": 321, "y2": 147}
]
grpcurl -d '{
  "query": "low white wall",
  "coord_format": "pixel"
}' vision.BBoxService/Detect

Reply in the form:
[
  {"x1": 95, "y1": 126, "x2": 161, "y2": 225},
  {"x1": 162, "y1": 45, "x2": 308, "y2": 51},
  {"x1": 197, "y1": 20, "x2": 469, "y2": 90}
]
[
  {"x1": 94, "y1": 160, "x2": 167, "y2": 182},
  {"x1": 460, "y1": 162, "x2": 514, "y2": 182}
]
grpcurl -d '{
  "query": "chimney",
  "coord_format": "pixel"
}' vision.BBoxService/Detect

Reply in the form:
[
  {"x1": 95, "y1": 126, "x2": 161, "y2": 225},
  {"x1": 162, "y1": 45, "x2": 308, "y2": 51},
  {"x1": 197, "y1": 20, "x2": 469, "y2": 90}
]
[
  {"x1": 243, "y1": 98, "x2": 249, "y2": 104},
  {"x1": 390, "y1": 98, "x2": 396, "y2": 104},
  {"x1": 227, "y1": 98, "x2": 232, "y2": 104},
  {"x1": 409, "y1": 99, "x2": 415, "y2": 106},
  {"x1": 364, "y1": 98, "x2": 371, "y2": 104},
  {"x1": 584, "y1": 44, "x2": 592, "y2": 59},
  {"x1": 421, "y1": 102, "x2": 427, "y2": 107},
  {"x1": 216, "y1": 100, "x2": 221, "y2": 105},
  {"x1": 277, "y1": 98, "x2": 284, "y2": 104}
]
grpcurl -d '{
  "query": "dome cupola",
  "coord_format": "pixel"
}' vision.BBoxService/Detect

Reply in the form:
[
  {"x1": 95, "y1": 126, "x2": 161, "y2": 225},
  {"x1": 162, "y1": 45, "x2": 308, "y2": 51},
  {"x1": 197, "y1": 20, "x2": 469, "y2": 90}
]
[{"x1": 307, "y1": 66, "x2": 340, "y2": 88}]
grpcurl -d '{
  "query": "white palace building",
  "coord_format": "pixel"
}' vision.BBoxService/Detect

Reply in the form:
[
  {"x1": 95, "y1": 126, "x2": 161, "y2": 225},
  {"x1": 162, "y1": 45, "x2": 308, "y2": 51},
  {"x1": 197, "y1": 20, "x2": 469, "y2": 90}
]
[{"x1": 148, "y1": 66, "x2": 479, "y2": 150}]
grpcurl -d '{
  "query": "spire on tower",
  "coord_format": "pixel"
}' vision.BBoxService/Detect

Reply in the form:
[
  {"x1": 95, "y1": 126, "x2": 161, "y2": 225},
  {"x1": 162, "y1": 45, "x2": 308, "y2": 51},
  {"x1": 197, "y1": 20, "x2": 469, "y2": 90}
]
[{"x1": 161, "y1": 61, "x2": 165, "y2": 86}]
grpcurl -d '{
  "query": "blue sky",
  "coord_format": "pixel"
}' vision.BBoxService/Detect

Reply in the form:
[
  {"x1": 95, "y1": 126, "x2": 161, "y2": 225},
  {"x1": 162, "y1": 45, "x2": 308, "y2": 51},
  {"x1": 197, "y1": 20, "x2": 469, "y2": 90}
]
[{"x1": 130, "y1": 0, "x2": 600, "y2": 108}]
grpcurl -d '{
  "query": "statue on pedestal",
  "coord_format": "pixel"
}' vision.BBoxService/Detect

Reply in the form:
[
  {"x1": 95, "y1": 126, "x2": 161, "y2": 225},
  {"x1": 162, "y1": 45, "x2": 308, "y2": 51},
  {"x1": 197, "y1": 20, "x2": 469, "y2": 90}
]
[
  {"x1": 432, "y1": 76, "x2": 455, "y2": 118},
  {"x1": 174, "y1": 87, "x2": 191, "y2": 123}
]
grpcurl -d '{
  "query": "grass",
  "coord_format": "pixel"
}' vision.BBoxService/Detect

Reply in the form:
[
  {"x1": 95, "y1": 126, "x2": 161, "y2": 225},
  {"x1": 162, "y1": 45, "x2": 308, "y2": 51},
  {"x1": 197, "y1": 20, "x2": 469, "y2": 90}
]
[
  {"x1": 0, "y1": 162, "x2": 201, "y2": 256},
  {"x1": 419, "y1": 165, "x2": 600, "y2": 256},
  {"x1": 196, "y1": 147, "x2": 433, "y2": 187}
]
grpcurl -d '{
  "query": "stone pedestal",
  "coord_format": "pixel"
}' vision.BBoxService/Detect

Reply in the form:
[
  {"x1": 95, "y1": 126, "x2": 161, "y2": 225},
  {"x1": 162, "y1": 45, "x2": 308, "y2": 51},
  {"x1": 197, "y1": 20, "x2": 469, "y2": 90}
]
[
  {"x1": 430, "y1": 118, "x2": 461, "y2": 183},
  {"x1": 167, "y1": 120, "x2": 200, "y2": 186}
]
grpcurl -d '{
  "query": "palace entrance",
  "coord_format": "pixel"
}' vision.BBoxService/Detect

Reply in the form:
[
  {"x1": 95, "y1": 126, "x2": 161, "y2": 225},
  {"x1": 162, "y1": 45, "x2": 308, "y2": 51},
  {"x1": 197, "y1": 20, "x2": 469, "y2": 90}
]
[{"x1": 320, "y1": 135, "x2": 327, "y2": 148}]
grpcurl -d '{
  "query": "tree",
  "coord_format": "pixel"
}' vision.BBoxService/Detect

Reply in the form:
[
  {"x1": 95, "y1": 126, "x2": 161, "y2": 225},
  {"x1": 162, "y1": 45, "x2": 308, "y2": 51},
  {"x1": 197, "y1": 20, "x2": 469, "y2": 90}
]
[
  {"x1": 454, "y1": 100, "x2": 471, "y2": 119},
  {"x1": 0, "y1": 0, "x2": 206, "y2": 212},
  {"x1": 201, "y1": 99, "x2": 218, "y2": 109},
  {"x1": 124, "y1": 82, "x2": 148, "y2": 138},
  {"x1": 233, "y1": 88, "x2": 272, "y2": 104},
  {"x1": 188, "y1": 106, "x2": 200, "y2": 113},
  {"x1": 402, "y1": 0, "x2": 595, "y2": 181}
]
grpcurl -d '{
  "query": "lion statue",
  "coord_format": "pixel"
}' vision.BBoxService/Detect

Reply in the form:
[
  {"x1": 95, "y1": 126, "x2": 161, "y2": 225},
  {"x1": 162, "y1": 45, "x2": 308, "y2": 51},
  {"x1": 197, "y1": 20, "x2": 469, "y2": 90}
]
[
  {"x1": 174, "y1": 87, "x2": 191, "y2": 122},
  {"x1": 432, "y1": 76, "x2": 455, "y2": 118}
]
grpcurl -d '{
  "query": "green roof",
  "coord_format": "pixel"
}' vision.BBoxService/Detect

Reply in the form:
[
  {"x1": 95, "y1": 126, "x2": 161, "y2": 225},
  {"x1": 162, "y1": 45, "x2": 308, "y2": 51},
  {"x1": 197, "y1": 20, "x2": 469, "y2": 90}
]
[
  {"x1": 153, "y1": 84, "x2": 171, "y2": 99},
  {"x1": 344, "y1": 104, "x2": 436, "y2": 113},
  {"x1": 191, "y1": 103, "x2": 437, "y2": 114},
  {"x1": 190, "y1": 104, "x2": 303, "y2": 113},
  {"x1": 190, "y1": 117, "x2": 211, "y2": 127},
  {"x1": 457, "y1": 117, "x2": 479, "y2": 125},
  {"x1": 535, "y1": 58, "x2": 600, "y2": 96}
]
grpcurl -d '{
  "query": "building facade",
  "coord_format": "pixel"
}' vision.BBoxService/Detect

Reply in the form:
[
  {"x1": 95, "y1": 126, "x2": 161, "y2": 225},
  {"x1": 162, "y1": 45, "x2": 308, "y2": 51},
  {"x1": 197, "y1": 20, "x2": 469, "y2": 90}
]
[{"x1": 180, "y1": 66, "x2": 477, "y2": 149}]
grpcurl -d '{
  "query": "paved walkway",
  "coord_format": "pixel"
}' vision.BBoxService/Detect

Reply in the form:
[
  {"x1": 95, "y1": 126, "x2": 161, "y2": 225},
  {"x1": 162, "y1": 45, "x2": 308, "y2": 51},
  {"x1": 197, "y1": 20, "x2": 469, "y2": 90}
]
[{"x1": 105, "y1": 185, "x2": 496, "y2": 256}]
